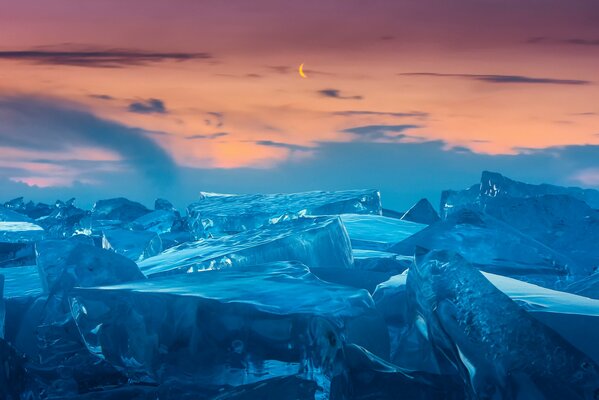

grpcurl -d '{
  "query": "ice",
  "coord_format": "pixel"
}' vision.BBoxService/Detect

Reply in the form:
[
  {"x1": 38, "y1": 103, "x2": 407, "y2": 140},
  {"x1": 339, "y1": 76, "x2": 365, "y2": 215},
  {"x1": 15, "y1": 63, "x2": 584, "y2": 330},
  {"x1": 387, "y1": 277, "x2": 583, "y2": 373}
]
[
  {"x1": 36, "y1": 199, "x2": 88, "y2": 239},
  {"x1": 64, "y1": 375, "x2": 318, "y2": 400},
  {"x1": 3, "y1": 197, "x2": 53, "y2": 220},
  {"x1": 440, "y1": 172, "x2": 599, "y2": 269},
  {"x1": 187, "y1": 189, "x2": 381, "y2": 238},
  {"x1": 484, "y1": 271, "x2": 599, "y2": 365},
  {"x1": 5, "y1": 240, "x2": 143, "y2": 397},
  {"x1": 36, "y1": 239, "x2": 145, "y2": 295},
  {"x1": 352, "y1": 249, "x2": 411, "y2": 273},
  {"x1": 138, "y1": 216, "x2": 353, "y2": 277},
  {"x1": 404, "y1": 248, "x2": 599, "y2": 399},
  {"x1": 0, "y1": 265, "x2": 43, "y2": 299},
  {"x1": 0, "y1": 275, "x2": 4, "y2": 339},
  {"x1": 128, "y1": 209, "x2": 181, "y2": 234},
  {"x1": 1, "y1": 338, "x2": 36, "y2": 400},
  {"x1": 441, "y1": 170, "x2": 599, "y2": 218},
  {"x1": 372, "y1": 273, "x2": 409, "y2": 363},
  {"x1": 400, "y1": 198, "x2": 440, "y2": 225},
  {"x1": 101, "y1": 229, "x2": 163, "y2": 261},
  {"x1": 2, "y1": 184, "x2": 599, "y2": 396},
  {"x1": 329, "y1": 343, "x2": 464, "y2": 399},
  {"x1": 312, "y1": 250, "x2": 411, "y2": 293},
  {"x1": 92, "y1": 197, "x2": 151, "y2": 223},
  {"x1": 69, "y1": 261, "x2": 389, "y2": 392},
  {"x1": 340, "y1": 214, "x2": 425, "y2": 251},
  {"x1": 1, "y1": 209, "x2": 44, "y2": 268},
  {"x1": 155, "y1": 198, "x2": 176, "y2": 211},
  {"x1": 566, "y1": 272, "x2": 599, "y2": 300},
  {"x1": 389, "y1": 209, "x2": 579, "y2": 286}
]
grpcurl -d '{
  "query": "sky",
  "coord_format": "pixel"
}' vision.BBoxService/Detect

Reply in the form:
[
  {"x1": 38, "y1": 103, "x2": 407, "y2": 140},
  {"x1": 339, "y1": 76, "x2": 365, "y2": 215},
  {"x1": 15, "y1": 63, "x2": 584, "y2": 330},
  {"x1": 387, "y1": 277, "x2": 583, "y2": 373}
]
[{"x1": 0, "y1": 0, "x2": 598, "y2": 211}]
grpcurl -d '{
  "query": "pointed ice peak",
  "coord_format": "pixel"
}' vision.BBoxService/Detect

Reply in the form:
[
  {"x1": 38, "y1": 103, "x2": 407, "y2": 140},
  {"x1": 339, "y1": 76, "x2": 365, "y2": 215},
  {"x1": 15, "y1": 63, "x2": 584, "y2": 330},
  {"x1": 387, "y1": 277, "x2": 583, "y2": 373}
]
[{"x1": 400, "y1": 198, "x2": 440, "y2": 225}]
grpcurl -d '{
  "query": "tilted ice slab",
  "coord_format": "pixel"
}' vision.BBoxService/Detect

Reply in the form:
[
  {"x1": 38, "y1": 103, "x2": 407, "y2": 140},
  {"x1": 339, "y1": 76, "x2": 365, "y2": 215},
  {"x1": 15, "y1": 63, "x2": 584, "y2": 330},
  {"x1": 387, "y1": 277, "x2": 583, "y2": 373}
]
[
  {"x1": 389, "y1": 209, "x2": 579, "y2": 285},
  {"x1": 405, "y1": 248, "x2": 599, "y2": 399},
  {"x1": 187, "y1": 189, "x2": 381, "y2": 238},
  {"x1": 139, "y1": 216, "x2": 353, "y2": 277},
  {"x1": 374, "y1": 269, "x2": 599, "y2": 367},
  {"x1": 69, "y1": 262, "x2": 389, "y2": 389},
  {"x1": 340, "y1": 214, "x2": 425, "y2": 251},
  {"x1": 440, "y1": 170, "x2": 599, "y2": 218},
  {"x1": 102, "y1": 229, "x2": 163, "y2": 262},
  {"x1": 478, "y1": 194, "x2": 599, "y2": 271},
  {"x1": 484, "y1": 271, "x2": 599, "y2": 365}
]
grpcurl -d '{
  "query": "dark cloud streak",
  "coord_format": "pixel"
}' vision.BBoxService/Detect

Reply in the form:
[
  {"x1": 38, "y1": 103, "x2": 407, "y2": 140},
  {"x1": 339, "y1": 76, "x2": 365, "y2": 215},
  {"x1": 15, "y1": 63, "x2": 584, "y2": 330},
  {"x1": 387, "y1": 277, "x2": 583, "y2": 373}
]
[
  {"x1": 0, "y1": 48, "x2": 211, "y2": 68},
  {"x1": 318, "y1": 89, "x2": 363, "y2": 100},
  {"x1": 128, "y1": 98, "x2": 167, "y2": 114},
  {"x1": 186, "y1": 132, "x2": 229, "y2": 140},
  {"x1": 253, "y1": 140, "x2": 312, "y2": 152},
  {"x1": 400, "y1": 72, "x2": 591, "y2": 85},
  {"x1": 333, "y1": 110, "x2": 429, "y2": 118}
]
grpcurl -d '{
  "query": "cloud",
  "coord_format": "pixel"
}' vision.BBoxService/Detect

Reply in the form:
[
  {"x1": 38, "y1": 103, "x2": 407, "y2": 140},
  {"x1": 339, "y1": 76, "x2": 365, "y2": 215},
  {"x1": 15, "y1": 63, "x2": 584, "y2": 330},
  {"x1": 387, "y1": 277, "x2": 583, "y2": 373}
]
[
  {"x1": 0, "y1": 95, "x2": 176, "y2": 185},
  {"x1": 89, "y1": 94, "x2": 114, "y2": 101},
  {"x1": 0, "y1": 46, "x2": 212, "y2": 68},
  {"x1": 128, "y1": 98, "x2": 168, "y2": 114},
  {"x1": 529, "y1": 37, "x2": 599, "y2": 47},
  {"x1": 400, "y1": 72, "x2": 590, "y2": 85},
  {"x1": 253, "y1": 140, "x2": 313, "y2": 152},
  {"x1": 318, "y1": 89, "x2": 363, "y2": 100},
  {"x1": 186, "y1": 132, "x2": 229, "y2": 140},
  {"x1": 204, "y1": 112, "x2": 224, "y2": 128},
  {"x1": 333, "y1": 110, "x2": 429, "y2": 118},
  {"x1": 341, "y1": 124, "x2": 422, "y2": 141},
  {"x1": 2, "y1": 137, "x2": 599, "y2": 213}
]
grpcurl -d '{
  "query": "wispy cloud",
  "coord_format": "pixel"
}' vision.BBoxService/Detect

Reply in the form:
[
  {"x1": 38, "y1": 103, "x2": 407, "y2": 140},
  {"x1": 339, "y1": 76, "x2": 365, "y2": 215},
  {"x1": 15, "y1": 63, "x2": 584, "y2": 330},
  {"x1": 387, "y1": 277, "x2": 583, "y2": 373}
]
[
  {"x1": 318, "y1": 89, "x2": 363, "y2": 100},
  {"x1": 0, "y1": 46, "x2": 211, "y2": 68},
  {"x1": 333, "y1": 110, "x2": 429, "y2": 118},
  {"x1": 89, "y1": 94, "x2": 114, "y2": 101},
  {"x1": 253, "y1": 140, "x2": 312, "y2": 152},
  {"x1": 528, "y1": 37, "x2": 599, "y2": 47},
  {"x1": 128, "y1": 98, "x2": 167, "y2": 114},
  {"x1": 186, "y1": 132, "x2": 229, "y2": 140},
  {"x1": 204, "y1": 112, "x2": 224, "y2": 128},
  {"x1": 400, "y1": 72, "x2": 590, "y2": 85},
  {"x1": 0, "y1": 95, "x2": 176, "y2": 185},
  {"x1": 341, "y1": 124, "x2": 422, "y2": 142}
]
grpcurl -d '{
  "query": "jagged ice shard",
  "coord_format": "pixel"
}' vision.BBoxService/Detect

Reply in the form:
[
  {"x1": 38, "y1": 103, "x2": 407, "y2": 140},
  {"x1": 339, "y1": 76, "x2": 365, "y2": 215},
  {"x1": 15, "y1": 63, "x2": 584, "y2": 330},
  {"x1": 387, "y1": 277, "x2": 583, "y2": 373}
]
[{"x1": 405, "y1": 248, "x2": 599, "y2": 399}]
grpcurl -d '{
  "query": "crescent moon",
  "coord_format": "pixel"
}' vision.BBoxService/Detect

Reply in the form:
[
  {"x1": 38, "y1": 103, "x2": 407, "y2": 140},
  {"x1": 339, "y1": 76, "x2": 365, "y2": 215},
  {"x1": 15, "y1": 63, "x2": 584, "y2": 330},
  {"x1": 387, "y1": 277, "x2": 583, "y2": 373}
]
[{"x1": 299, "y1": 63, "x2": 307, "y2": 79}]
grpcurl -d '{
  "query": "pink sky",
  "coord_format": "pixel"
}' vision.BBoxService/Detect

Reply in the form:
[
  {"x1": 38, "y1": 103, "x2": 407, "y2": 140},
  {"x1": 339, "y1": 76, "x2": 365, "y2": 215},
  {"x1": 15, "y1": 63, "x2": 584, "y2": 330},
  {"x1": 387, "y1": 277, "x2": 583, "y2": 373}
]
[{"x1": 0, "y1": 0, "x2": 598, "y2": 190}]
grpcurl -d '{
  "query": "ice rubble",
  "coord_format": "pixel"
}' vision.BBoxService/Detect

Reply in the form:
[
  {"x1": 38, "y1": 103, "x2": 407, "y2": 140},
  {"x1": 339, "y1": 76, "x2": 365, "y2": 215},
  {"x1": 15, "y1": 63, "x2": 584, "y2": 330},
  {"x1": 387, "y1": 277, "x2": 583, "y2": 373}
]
[{"x1": 1, "y1": 174, "x2": 599, "y2": 398}]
